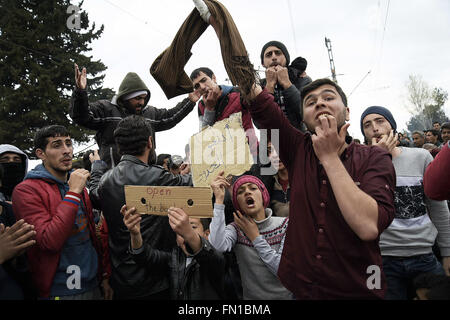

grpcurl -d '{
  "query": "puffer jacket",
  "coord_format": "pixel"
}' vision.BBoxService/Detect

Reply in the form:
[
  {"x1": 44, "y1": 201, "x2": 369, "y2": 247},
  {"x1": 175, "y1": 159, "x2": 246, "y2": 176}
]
[
  {"x1": 12, "y1": 166, "x2": 105, "y2": 298},
  {"x1": 69, "y1": 72, "x2": 195, "y2": 167},
  {"x1": 89, "y1": 155, "x2": 193, "y2": 299}
]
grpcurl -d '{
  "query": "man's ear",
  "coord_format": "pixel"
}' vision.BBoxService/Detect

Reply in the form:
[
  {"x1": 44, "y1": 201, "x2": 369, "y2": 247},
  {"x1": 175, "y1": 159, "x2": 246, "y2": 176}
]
[
  {"x1": 35, "y1": 148, "x2": 46, "y2": 161},
  {"x1": 204, "y1": 229, "x2": 210, "y2": 240},
  {"x1": 147, "y1": 136, "x2": 153, "y2": 150},
  {"x1": 345, "y1": 107, "x2": 350, "y2": 121},
  {"x1": 212, "y1": 74, "x2": 217, "y2": 83}
]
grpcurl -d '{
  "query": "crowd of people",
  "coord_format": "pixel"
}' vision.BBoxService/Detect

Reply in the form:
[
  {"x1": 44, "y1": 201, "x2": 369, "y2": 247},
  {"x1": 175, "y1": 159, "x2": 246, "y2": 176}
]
[{"x1": 1, "y1": 0, "x2": 450, "y2": 301}]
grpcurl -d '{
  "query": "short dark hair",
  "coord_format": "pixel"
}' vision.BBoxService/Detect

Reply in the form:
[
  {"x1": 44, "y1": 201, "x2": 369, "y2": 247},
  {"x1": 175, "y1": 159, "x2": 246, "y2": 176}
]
[
  {"x1": 291, "y1": 56, "x2": 307, "y2": 73},
  {"x1": 200, "y1": 218, "x2": 211, "y2": 231},
  {"x1": 190, "y1": 67, "x2": 214, "y2": 81},
  {"x1": 441, "y1": 122, "x2": 450, "y2": 131},
  {"x1": 156, "y1": 153, "x2": 171, "y2": 167},
  {"x1": 34, "y1": 125, "x2": 70, "y2": 152},
  {"x1": 426, "y1": 129, "x2": 439, "y2": 137},
  {"x1": 433, "y1": 121, "x2": 441, "y2": 125},
  {"x1": 82, "y1": 150, "x2": 94, "y2": 171},
  {"x1": 114, "y1": 115, "x2": 154, "y2": 156},
  {"x1": 300, "y1": 78, "x2": 348, "y2": 109}
]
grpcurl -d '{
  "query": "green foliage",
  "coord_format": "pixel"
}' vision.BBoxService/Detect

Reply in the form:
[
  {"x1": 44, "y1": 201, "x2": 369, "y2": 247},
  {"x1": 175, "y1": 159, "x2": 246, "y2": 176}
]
[
  {"x1": 0, "y1": 0, "x2": 114, "y2": 158},
  {"x1": 405, "y1": 75, "x2": 449, "y2": 132}
]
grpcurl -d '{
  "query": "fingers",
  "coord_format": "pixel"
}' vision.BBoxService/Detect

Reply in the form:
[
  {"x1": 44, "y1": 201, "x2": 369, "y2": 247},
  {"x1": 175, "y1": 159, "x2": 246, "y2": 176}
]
[
  {"x1": 6, "y1": 219, "x2": 26, "y2": 235},
  {"x1": 15, "y1": 239, "x2": 36, "y2": 251},
  {"x1": 10, "y1": 223, "x2": 34, "y2": 241},
  {"x1": 339, "y1": 123, "x2": 350, "y2": 139},
  {"x1": 13, "y1": 228, "x2": 36, "y2": 248},
  {"x1": 168, "y1": 207, "x2": 186, "y2": 219},
  {"x1": 372, "y1": 137, "x2": 378, "y2": 146}
]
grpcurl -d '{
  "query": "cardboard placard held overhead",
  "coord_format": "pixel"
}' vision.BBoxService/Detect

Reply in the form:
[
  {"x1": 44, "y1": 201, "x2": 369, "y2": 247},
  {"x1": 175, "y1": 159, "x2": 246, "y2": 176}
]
[
  {"x1": 124, "y1": 185, "x2": 213, "y2": 218},
  {"x1": 190, "y1": 112, "x2": 254, "y2": 188}
]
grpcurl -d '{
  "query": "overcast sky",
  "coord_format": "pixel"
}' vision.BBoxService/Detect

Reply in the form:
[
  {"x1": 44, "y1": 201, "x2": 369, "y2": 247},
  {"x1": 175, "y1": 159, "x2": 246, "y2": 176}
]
[{"x1": 70, "y1": 0, "x2": 450, "y2": 157}]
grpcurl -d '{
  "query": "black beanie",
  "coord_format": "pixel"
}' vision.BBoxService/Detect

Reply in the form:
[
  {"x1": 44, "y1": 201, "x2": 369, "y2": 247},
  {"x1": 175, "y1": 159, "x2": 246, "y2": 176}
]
[
  {"x1": 360, "y1": 106, "x2": 397, "y2": 138},
  {"x1": 260, "y1": 41, "x2": 290, "y2": 66}
]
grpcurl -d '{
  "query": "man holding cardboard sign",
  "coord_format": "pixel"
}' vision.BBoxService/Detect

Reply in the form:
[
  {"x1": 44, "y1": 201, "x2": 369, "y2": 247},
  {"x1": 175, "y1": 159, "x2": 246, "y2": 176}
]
[{"x1": 89, "y1": 115, "x2": 192, "y2": 300}]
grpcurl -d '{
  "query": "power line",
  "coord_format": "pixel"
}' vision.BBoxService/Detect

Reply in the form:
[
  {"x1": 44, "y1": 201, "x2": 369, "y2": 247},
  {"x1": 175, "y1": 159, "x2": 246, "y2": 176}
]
[
  {"x1": 349, "y1": 70, "x2": 371, "y2": 96},
  {"x1": 376, "y1": 0, "x2": 391, "y2": 74},
  {"x1": 286, "y1": 0, "x2": 298, "y2": 55}
]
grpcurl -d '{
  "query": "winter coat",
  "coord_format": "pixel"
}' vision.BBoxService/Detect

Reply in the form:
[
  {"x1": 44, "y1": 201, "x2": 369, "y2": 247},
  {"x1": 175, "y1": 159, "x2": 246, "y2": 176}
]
[
  {"x1": 12, "y1": 166, "x2": 104, "y2": 298},
  {"x1": 69, "y1": 73, "x2": 195, "y2": 167},
  {"x1": 88, "y1": 155, "x2": 193, "y2": 298}
]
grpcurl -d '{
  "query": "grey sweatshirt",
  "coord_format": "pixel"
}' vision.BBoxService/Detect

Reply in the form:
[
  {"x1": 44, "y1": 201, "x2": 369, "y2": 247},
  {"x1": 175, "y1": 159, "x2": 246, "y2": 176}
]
[
  {"x1": 209, "y1": 204, "x2": 293, "y2": 300},
  {"x1": 380, "y1": 147, "x2": 450, "y2": 257}
]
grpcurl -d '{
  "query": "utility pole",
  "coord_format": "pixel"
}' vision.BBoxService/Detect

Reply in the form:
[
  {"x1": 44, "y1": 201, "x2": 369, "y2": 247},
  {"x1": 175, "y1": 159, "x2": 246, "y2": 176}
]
[{"x1": 325, "y1": 37, "x2": 337, "y2": 83}]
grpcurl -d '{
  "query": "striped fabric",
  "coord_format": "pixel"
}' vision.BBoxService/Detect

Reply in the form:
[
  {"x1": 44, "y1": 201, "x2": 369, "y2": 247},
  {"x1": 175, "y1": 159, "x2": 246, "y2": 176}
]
[{"x1": 63, "y1": 191, "x2": 81, "y2": 208}]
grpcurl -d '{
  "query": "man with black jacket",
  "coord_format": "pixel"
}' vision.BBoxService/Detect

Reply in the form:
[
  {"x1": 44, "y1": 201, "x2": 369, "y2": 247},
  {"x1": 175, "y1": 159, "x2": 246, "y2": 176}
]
[
  {"x1": 89, "y1": 115, "x2": 193, "y2": 300},
  {"x1": 69, "y1": 64, "x2": 200, "y2": 167},
  {"x1": 259, "y1": 41, "x2": 303, "y2": 131},
  {"x1": 122, "y1": 205, "x2": 226, "y2": 300}
]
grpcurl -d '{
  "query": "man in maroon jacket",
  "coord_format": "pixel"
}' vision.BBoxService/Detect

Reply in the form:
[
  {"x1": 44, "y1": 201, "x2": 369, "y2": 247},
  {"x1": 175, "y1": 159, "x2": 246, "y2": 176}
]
[
  {"x1": 12, "y1": 125, "x2": 109, "y2": 299},
  {"x1": 424, "y1": 141, "x2": 450, "y2": 201},
  {"x1": 245, "y1": 78, "x2": 396, "y2": 299}
]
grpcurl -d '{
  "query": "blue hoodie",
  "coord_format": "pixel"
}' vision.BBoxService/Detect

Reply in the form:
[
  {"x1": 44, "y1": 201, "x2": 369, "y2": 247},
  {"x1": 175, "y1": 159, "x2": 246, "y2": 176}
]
[{"x1": 25, "y1": 164, "x2": 98, "y2": 297}]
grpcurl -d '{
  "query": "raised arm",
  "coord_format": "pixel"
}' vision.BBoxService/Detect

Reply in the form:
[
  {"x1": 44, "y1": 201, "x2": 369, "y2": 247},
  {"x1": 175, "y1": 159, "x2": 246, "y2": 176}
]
[
  {"x1": 150, "y1": 92, "x2": 200, "y2": 132},
  {"x1": 69, "y1": 64, "x2": 108, "y2": 130},
  {"x1": 121, "y1": 205, "x2": 170, "y2": 266},
  {"x1": 246, "y1": 84, "x2": 303, "y2": 170},
  {"x1": 208, "y1": 172, "x2": 236, "y2": 252}
]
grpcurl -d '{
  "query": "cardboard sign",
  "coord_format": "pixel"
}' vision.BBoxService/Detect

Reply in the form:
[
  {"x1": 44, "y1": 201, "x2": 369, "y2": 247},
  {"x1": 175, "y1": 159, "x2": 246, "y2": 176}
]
[
  {"x1": 124, "y1": 185, "x2": 213, "y2": 218},
  {"x1": 190, "y1": 112, "x2": 254, "y2": 187}
]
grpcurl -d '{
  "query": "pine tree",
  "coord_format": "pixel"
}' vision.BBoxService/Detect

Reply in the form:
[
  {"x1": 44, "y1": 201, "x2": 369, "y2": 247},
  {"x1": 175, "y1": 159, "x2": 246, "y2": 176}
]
[{"x1": 0, "y1": 0, "x2": 114, "y2": 157}]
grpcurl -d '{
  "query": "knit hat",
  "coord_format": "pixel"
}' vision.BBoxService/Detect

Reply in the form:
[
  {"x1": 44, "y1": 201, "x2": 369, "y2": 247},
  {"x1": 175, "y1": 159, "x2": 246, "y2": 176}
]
[
  {"x1": 260, "y1": 41, "x2": 290, "y2": 66},
  {"x1": 360, "y1": 106, "x2": 397, "y2": 138},
  {"x1": 291, "y1": 56, "x2": 307, "y2": 73},
  {"x1": 232, "y1": 175, "x2": 270, "y2": 213},
  {"x1": 122, "y1": 90, "x2": 148, "y2": 101}
]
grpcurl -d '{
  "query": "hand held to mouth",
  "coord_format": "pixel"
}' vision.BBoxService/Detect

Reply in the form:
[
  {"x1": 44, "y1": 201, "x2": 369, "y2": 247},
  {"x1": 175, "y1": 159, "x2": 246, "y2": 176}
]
[
  {"x1": 68, "y1": 169, "x2": 90, "y2": 194},
  {"x1": 312, "y1": 114, "x2": 350, "y2": 165},
  {"x1": 233, "y1": 210, "x2": 260, "y2": 241}
]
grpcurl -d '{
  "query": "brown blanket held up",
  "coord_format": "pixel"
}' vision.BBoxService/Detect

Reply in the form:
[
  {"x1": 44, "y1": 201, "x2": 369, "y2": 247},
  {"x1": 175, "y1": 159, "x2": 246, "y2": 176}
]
[{"x1": 150, "y1": 0, "x2": 257, "y2": 102}]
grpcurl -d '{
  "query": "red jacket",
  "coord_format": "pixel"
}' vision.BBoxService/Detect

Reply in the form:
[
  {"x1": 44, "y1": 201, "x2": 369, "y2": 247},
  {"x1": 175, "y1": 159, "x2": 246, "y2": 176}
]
[
  {"x1": 424, "y1": 142, "x2": 450, "y2": 200},
  {"x1": 12, "y1": 177, "x2": 105, "y2": 298},
  {"x1": 198, "y1": 88, "x2": 258, "y2": 156}
]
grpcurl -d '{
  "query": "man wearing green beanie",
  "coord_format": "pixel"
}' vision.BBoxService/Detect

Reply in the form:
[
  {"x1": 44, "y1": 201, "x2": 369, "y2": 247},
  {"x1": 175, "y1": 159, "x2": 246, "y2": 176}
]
[{"x1": 69, "y1": 65, "x2": 201, "y2": 168}]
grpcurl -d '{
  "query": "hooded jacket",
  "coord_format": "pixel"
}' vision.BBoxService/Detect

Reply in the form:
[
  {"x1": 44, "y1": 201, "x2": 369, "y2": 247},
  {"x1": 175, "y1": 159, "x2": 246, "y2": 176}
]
[
  {"x1": 69, "y1": 72, "x2": 195, "y2": 167},
  {"x1": 0, "y1": 144, "x2": 29, "y2": 200},
  {"x1": 12, "y1": 165, "x2": 104, "y2": 298}
]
